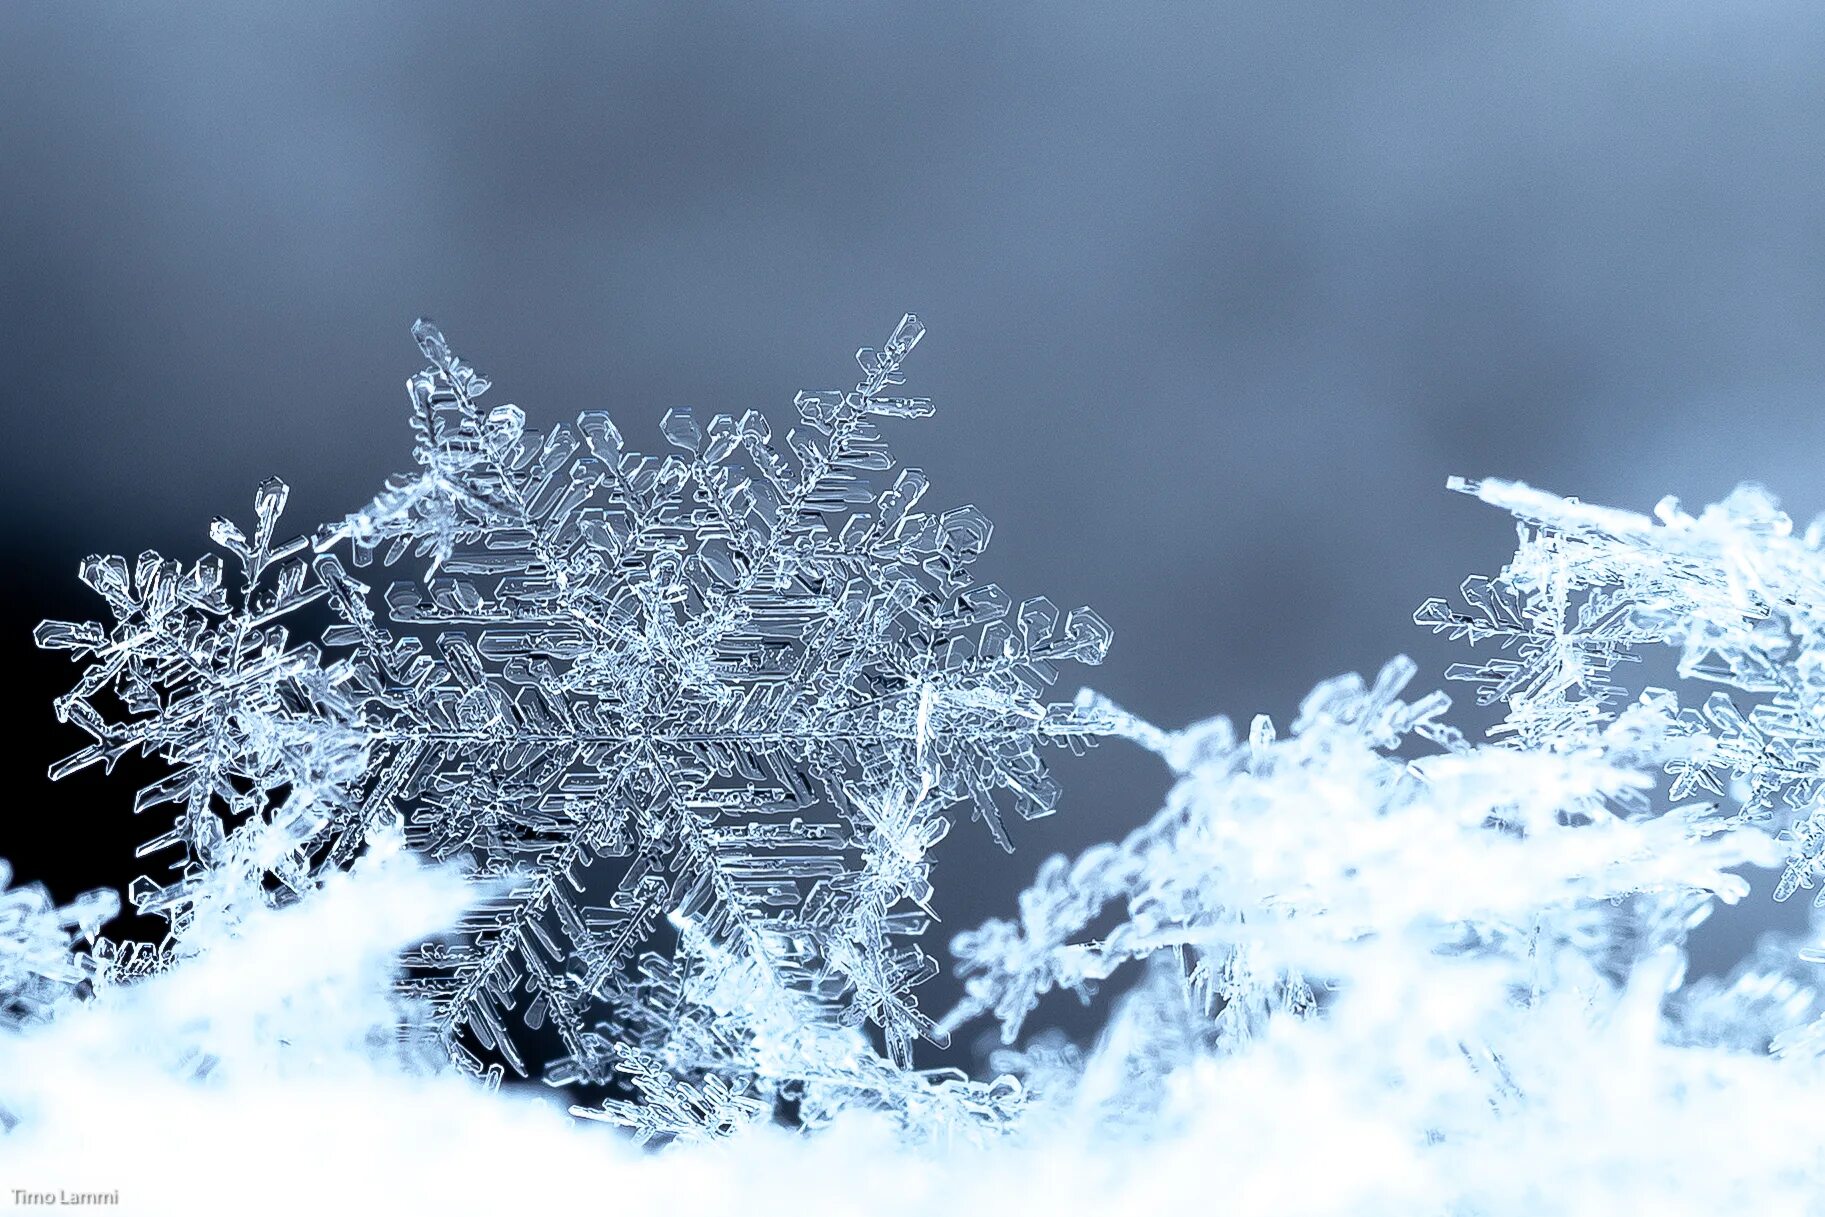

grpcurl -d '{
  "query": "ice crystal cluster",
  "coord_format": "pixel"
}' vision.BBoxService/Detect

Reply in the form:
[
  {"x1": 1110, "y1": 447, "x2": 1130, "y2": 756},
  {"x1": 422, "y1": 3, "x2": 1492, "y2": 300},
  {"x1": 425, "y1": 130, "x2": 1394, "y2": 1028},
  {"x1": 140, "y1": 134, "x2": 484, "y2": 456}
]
[{"x1": 10, "y1": 320, "x2": 1825, "y2": 1212}]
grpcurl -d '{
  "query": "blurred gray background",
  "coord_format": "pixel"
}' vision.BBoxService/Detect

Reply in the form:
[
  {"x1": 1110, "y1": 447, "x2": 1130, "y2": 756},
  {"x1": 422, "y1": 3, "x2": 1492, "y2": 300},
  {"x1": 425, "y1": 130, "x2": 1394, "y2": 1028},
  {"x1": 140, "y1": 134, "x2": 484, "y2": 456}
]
[{"x1": 5, "y1": 3, "x2": 1824, "y2": 1023}]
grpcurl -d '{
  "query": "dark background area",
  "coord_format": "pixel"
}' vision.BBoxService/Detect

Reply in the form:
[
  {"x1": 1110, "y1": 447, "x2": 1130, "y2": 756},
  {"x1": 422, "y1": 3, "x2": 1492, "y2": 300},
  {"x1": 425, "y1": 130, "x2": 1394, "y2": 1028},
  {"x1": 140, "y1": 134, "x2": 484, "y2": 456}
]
[{"x1": 5, "y1": 3, "x2": 1825, "y2": 1055}]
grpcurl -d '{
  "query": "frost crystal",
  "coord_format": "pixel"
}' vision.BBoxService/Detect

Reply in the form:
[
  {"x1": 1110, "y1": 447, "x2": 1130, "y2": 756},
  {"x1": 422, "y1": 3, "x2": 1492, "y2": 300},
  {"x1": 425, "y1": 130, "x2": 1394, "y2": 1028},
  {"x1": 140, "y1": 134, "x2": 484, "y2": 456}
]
[
  {"x1": 0, "y1": 864, "x2": 115, "y2": 1038},
  {"x1": 36, "y1": 317, "x2": 1111, "y2": 1122},
  {"x1": 947, "y1": 658, "x2": 1772, "y2": 1053},
  {"x1": 1417, "y1": 477, "x2": 1825, "y2": 905}
]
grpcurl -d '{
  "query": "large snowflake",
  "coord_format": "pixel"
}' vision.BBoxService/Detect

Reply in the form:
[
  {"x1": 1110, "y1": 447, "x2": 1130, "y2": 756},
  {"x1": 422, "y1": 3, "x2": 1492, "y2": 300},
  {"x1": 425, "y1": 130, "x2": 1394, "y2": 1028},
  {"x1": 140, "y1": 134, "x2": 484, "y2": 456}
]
[{"x1": 36, "y1": 316, "x2": 1111, "y2": 1131}]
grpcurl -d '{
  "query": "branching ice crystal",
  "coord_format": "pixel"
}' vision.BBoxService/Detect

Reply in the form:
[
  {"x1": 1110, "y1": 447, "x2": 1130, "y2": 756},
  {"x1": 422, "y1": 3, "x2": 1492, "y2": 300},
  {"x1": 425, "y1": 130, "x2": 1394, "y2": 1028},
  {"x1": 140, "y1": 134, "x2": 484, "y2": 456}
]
[
  {"x1": 36, "y1": 317, "x2": 1111, "y2": 1125},
  {"x1": 1417, "y1": 477, "x2": 1825, "y2": 906},
  {"x1": 946, "y1": 659, "x2": 1770, "y2": 1052},
  {"x1": 0, "y1": 864, "x2": 115, "y2": 1040}
]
